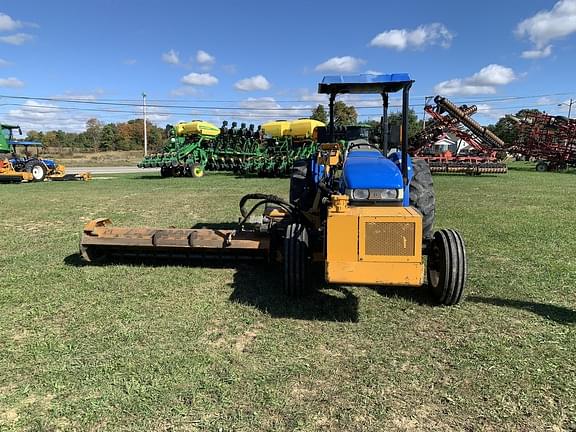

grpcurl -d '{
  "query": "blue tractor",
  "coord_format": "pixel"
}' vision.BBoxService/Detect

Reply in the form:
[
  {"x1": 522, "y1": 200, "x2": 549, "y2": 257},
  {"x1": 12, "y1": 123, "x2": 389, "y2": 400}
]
[
  {"x1": 80, "y1": 74, "x2": 467, "y2": 306},
  {"x1": 2, "y1": 124, "x2": 53, "y2": 181}
]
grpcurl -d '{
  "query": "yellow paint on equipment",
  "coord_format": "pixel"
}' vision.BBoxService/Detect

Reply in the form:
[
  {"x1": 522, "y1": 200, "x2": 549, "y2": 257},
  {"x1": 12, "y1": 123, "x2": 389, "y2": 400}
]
[
  {"x1": 0, "y1": 158, "x2": 33, "y2": 182},
  {"x1": 325, "y1": 202, "x2": 424, "y2": 286},
  {"x1": 288, "y1": 119, "x2": 325, "y2": 139},
  {"x1": 175, "y1": 120, "x2": 220, "y2": 137},
  {"x1": 261, "y1": 120, "x2": 291, "y2": 138}
]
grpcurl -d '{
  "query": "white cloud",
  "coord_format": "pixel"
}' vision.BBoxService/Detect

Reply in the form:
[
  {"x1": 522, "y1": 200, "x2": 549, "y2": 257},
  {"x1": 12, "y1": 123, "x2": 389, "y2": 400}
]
[
  {"x1": 365, "y1": 70, "x2": 383, "y2": 75},
  {"x1": 0, "y1": 33, "x2": 33, "y2": 45},
  {"x1": 233, "y1": 97, "x2": 309, "y2": 121},
  {"x1": 516, "y1": 0, "x2": 576, "y2": 58},
  {"x1": 370, "y1": 23, "x2": 453, "y2": 50},
  {"x1": 5, "y1": 101, "x2": 88, "y2": 132},
  {"x1": 196, "y1": 49, "x2": 215, "y2": 65},
  {"x1": 0, "y1": 77, "x2": 24, "y2": 88},
  {"x1": 433, "y1": 64, "x2": 517, "y2": 96},
  {"x1": 0, "y1": 12, "x2": 22, "y2": 32},
  {"x1": 298, "y1": 89, "x2": 329, "y2": 103},
  {"x1": 180, "y1": 72, "x2": 218, "y2": 86},
  {"x1": 521, "y1": 45, "x2": 553, "y2": 59},
  {"x1": 170, "y1": 86, "x2": 199, "y2": 97},
  {"x1": 315, "y1": 56, "x2": 365, "y2": 73},
  {"x1": 162, "y1": 49, "x2": 180, "y2": 65},
  {"x1": 123, "y1": 58, "x2": 137, "y2": 65},
  {"x1": 474, "y1": 103, "x2": 506, "y2": 121},
  {"x1": 0, "y1": 58, "x2": 10, "y2": 67},
  {"x1": 234, "y1": 75, "x2": 271, "y2": 91}
]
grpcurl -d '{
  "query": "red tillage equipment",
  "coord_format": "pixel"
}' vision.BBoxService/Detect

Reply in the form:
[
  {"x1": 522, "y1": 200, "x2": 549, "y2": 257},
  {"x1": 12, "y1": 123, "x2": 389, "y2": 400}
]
[
  {"x1": 411, "y1": 96, "x2": 507, "y2": 175},
  {"x1": 510, "y1": 112, "x2": 576, "y2": 172}
]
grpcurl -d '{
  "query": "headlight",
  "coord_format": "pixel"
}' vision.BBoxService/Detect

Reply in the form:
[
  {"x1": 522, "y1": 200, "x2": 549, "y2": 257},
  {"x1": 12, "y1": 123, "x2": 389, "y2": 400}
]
[
  {"x1": 352, "y1": 189, "x2": 369, "y2": 200},
  {"x1": 346, "y1": 188, "x2": 403, "y2": 201}
]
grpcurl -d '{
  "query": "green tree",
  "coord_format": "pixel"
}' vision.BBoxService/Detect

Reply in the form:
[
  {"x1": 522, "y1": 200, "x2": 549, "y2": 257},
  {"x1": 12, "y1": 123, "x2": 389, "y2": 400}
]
[
  {"x1": 25, "y1": 130, "x2": 43, "y2": 142},
  {"x1": 310, "y1": 101, "x2": 358, "y2": 126},
  {"x1": 99, "y1": 123, "x2": 119, "y2": 151},
  {"x1": 487, "y1": 109, "x2": 542, "y2": 146},
  {"x1": 311, "y1": 104, "x2": 328, "y2": 124},
  {"x1": 387, "y1": 109, "x2": 423, "y2": 139},
  {"x1": 334, "y1": 101, "x2": 358, "y2": 126},
  {"x1": 85, "y1": 118, "x2": 102, "y2": 151}
]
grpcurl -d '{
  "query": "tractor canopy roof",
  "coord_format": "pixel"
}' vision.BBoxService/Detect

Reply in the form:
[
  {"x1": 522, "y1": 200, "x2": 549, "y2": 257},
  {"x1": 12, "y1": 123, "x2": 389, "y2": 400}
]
[
  {"x1": 1, "y1": 124, "x2": 22, "y2": 130},
  {"x1": 318, "y1": 73, "x2": 413, "y2": 95}
]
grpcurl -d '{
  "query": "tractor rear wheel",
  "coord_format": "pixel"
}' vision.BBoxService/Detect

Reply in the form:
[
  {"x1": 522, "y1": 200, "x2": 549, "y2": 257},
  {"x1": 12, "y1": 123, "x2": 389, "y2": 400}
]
[
  {"x1": 410, "y1": 159, "x2": 435, "y2": 240},
  {"x1": 427, "y1": 229, "x2": 467, "y2": 306},
  {"x1": 283, "y1": 223, "x2": 310, "y2": 296},
  {"x1": 25, "y1": 161, "x2": 47, "y2": 182}
]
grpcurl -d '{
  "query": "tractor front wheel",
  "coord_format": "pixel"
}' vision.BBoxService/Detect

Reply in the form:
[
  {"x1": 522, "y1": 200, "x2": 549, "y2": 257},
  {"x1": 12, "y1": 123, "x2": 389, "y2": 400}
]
[
  {"x1": 427, "y1": 229, "x2": 467, "y2": 306},
  {"x1": 283, "y1": 223, "x2": 310, "y2": 297},
  {"x1": 25, "y1": 161, "x2": 47, "y2": 182}
]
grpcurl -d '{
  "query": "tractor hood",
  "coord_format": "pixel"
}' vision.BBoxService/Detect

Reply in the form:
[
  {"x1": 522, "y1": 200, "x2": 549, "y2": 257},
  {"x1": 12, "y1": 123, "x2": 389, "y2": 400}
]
[{"x1": 342, "y1": 150, "x2": 403, "y2": 189}]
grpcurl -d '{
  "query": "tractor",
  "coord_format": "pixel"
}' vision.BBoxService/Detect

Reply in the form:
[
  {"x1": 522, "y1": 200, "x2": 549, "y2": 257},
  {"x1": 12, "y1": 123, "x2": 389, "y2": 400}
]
[
  {"x1": 0, "y1": 124, "x2": 90, "y2": 182},
  {"x1": 80, "y1": 74, "x2": 467, "y2": 305}
]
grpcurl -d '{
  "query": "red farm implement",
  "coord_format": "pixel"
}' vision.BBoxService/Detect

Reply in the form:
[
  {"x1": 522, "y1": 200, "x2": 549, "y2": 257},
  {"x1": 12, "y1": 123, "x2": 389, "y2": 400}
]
[
  {"x1": 411, "y1": 96, "x2": 507, "y2": 175},
  {"x1": 510, "y1": 113, "x2": 576, "y2": 172}
]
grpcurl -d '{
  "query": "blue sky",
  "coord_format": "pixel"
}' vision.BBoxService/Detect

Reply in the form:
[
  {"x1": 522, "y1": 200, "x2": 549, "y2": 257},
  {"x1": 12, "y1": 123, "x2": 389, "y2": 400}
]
[{"x1": 0, "y1": 0, "x2": 575, "y2": 132}]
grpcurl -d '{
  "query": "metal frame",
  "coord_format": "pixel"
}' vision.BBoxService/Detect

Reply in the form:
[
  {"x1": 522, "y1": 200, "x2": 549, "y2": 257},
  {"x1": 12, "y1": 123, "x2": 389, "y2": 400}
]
[{"x1": 318, "y1": 75, "x2": 414, "y2": 185}]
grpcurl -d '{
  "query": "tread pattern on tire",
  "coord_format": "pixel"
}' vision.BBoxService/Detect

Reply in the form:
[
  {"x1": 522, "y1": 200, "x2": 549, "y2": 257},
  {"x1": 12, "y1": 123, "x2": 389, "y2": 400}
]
[
  {"x1": 283, "y1": 223, "x2": 310, "y2": 297},
  {"x1": 410, "y1": 159, "x2": 436, "y2": 240},
  {"x1": 427, "y1": 229, "x2": 467, "y2": 306}
]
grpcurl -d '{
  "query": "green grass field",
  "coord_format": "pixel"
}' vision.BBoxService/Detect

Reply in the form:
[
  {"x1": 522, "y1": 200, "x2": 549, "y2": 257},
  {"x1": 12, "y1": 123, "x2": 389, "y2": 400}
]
[{"x1": 1, "y1": 165, "x2": 575, "y2": 431}]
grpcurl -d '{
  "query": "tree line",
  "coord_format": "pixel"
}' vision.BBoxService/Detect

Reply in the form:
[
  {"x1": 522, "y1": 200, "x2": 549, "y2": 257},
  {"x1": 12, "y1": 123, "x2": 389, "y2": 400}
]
[
  {"x1": 21, "y1": 104, "x2": 537, "y2": 153},
  {"x1": 25, "y1": 118, "x2": 165, "y2": 152}
]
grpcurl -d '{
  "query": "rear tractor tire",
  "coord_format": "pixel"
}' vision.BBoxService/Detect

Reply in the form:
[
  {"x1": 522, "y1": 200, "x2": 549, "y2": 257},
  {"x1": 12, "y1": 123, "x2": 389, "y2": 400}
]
[
  {"x1": 409, "y1": 159, "x2": 435, "y2": 240},
  {"x1": 427, "y1": 229, "x2": 467, "y2": 306},
  {"x1": 283, "y1": 223, "x2": 311, "y2": 297},
  {"x1": 25, "y1": 161, "x2": 47, "y2": 182}
]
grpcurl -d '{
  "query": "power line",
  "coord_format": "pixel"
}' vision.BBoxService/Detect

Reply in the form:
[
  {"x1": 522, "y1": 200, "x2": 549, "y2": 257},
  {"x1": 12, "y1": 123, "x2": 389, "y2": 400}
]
[{"x1": 1, "y1": 91, "x2": 574, "y2": 112}]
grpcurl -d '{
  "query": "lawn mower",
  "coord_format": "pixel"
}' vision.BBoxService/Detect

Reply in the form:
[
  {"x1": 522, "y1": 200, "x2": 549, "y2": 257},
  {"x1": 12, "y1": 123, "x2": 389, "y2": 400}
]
[
  {"x1": 0, "y1": 124, "x2": 91, "y2": 183},
  {"x1": 80, "y1": 74, "x2": 467, "y2": 305}
]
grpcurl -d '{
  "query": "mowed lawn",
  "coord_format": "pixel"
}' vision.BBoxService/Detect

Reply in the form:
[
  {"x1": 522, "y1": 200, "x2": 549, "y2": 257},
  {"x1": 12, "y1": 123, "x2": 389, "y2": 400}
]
[{"x1": 1, "y1": 166, "x2": 575, "y2": 431}]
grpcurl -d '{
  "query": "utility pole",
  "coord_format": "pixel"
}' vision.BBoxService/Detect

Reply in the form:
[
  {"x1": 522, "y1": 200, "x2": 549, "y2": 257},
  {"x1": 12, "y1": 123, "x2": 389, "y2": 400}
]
[
  {"x1": 142, "y1": 92, "x2": 148, "y2": 156},
  {"x1": 558, "y1": 98, "x2": 574, "y2": 120}
]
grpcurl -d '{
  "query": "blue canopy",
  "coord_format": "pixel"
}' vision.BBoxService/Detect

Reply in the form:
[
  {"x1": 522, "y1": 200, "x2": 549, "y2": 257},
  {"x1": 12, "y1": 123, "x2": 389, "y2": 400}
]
[{"x1": 318, "y1": 73, "x2": 413, "y2": 94}]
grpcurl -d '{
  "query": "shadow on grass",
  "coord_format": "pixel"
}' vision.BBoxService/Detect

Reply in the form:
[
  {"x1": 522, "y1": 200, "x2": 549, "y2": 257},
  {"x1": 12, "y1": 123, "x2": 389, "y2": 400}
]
[
  {"x1": 468, "y1": 296, "x2": 576, "y2": 325},
  {"x1": 229, "y1": 264, "x2": 358, "y2": 322},
  {"x1": 64, "y1": 254, "x2": 359, "y2": 322},
  {"x1": 371, "y1": 285, "x2": 436, "y2": 306}
]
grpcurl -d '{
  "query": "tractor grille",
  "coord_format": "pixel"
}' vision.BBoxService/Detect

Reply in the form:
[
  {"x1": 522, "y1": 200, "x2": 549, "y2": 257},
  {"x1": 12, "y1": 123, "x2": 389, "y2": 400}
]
[{"x1": 364, "y1": 222, "x2": 415, "y2": 256}]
